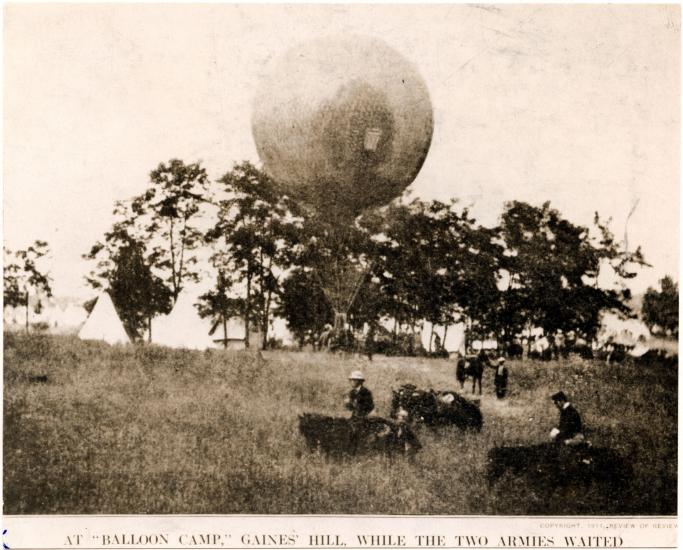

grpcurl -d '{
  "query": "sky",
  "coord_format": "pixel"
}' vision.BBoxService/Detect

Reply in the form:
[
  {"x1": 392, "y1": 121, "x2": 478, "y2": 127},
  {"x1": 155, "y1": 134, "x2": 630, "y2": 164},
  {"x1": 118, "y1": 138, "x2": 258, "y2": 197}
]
[{"x1": 4, "y1": 4, "x2": 680, "y2": 299}]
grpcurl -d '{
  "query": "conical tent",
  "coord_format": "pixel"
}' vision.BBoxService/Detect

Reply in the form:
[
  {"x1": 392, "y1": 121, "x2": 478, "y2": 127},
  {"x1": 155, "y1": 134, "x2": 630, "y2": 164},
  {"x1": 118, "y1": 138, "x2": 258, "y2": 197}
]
[
  {"x1": 270, "y1": 317, "x2": 294, "y2": 346},
  {"x1": 153, "y1": 292, "x2": 216, "y2": 350},
  {"x1": 78, "y1": 293, "x2": 130, "y2": 345},
  {"x1": 62, "y1": 304, "x2": 88, "y2": 330}
]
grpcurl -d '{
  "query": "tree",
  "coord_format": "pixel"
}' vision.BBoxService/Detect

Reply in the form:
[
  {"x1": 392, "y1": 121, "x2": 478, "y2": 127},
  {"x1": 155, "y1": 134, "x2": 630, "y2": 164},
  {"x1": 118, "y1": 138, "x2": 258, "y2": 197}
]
[
  {"x1": 642, "y1": 276, "x2": 678, "y2": 336},
  {"x1": 3, "y1": 241, "x2": 53, "y2": 332},
  {"x1": 131, "y1": 159, "x2": 210, "y2": 301},
  {"x1": 205, "y1": 161, "x2": 298, "y2": 349},
  {"x1": 84, "y1": 202, "x2": 172, "y2": 341},
  {"x1": 196, "y1": 272, "x2": 245, "y2": 348},
  {"x1": 108, "y1": 239, "x2": 173, "y2": 340},
  {"x1": 496, "y1": 201, "x2": 647, "y2": 338},
  {"x1": 368, "y1": 200, "x2": 501, "y2": 343},
  {"x1": 277, "y1": 268, "x2": 333, "y2": 347}
]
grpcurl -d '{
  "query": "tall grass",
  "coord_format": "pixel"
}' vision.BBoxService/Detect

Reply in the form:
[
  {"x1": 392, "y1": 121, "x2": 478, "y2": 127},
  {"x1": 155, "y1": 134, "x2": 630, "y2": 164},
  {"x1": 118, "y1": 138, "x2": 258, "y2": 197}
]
[{"x1": 3, "y1": 333, "x2": 677, "y2": 514}]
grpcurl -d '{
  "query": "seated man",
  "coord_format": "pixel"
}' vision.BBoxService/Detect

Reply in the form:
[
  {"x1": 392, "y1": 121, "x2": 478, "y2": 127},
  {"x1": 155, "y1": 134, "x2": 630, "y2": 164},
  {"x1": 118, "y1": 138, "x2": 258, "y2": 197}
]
[
  {"x1": 550, "y1": 391, "x2": 585, "y2": 446},
  {"x1": 345, "y1": 371, "x2": 374, "y2": 418}
]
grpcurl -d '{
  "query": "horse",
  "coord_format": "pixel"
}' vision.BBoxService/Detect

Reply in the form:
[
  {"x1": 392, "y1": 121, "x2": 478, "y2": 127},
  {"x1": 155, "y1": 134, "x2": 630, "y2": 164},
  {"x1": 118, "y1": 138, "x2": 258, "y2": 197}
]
[
  {"x1": 455, "y1": 354, "x2": 489, "y2": 394},
  {"x1": 390, "y1": 384, "x2": 483, "y2": 431},
  {"x1": 573, "y1": 340, "x2": 594, "y2": 359},
  {"x1": 506, "y1": 342, "x2": 524, "y2": 359},
  {"x1": 486, "y1": 443, "x2": 633, "y2": 492},
  {"x1": 298, "y1": 413, "x2": 421, "y2": 456},
  {"x1": 317, "y1": 329, "x2": 333, "y2": 350}
]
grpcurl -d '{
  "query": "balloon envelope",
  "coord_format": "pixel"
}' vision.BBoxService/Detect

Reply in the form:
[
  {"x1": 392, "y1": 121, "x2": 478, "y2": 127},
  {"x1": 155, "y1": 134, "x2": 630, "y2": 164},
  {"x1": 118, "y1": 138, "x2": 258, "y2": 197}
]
[{"x1": 252, "y1": 35, "x2": 433, "y2": 217}]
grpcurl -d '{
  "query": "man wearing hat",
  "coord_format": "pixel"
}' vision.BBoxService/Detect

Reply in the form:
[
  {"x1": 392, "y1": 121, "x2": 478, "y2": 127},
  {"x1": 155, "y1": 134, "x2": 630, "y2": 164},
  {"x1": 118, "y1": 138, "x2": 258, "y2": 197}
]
[
  {"x1": 345, "y1": 371, "x2": 374, "y2": 418},
  {"x1": 550, "y1": 391, "x2": 585, "y2": 445},
  {"x1": 494, "y1": 357, "x2": 509, "y2": 399}
]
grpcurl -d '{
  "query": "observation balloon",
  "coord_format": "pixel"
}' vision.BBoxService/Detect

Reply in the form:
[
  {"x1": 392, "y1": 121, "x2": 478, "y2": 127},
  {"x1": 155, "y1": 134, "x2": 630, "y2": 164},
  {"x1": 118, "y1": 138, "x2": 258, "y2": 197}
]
[{"x1": 252, "y1": 35, "x2": 434, "y2": 217}]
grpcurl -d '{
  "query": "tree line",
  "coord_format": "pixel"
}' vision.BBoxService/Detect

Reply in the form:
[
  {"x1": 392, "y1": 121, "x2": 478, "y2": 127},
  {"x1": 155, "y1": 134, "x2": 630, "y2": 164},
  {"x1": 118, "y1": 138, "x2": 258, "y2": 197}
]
[
  {"x1": 4, "y1": 157, "x2": 675, "y2": 346},
  {"x1": 76, "y1": 158, "x2": 656, "y2": 349}
]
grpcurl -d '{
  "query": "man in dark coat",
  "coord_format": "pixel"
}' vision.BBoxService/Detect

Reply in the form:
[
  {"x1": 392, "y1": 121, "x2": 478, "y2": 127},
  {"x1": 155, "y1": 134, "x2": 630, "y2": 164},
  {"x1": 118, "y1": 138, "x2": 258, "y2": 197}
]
[
  {"x1": 494, "y1": 357, "x2": 509, "y2": 399},
  {"x1": 550, "y1": 391, "x2": 584, "y2": 445},
  {"x1": 345, "y1": 371, "x2": 374, "y2": 418},
  {"x1": 365, "y1": 323, "x2": 376, "y2": 361}
]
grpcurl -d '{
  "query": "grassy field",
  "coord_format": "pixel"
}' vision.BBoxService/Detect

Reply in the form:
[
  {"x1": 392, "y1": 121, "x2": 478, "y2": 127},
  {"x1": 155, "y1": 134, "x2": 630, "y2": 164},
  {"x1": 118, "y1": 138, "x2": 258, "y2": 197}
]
[{"x1": 3, "y1": 332, "x2": 677, "y2": 515}]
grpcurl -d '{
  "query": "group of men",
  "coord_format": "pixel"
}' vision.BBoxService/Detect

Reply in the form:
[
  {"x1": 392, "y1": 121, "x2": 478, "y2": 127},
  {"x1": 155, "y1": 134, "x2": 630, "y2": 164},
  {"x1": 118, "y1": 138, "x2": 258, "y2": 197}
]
[{"x1": 343, "y1": 370, "x2": 585, "y2": 447}]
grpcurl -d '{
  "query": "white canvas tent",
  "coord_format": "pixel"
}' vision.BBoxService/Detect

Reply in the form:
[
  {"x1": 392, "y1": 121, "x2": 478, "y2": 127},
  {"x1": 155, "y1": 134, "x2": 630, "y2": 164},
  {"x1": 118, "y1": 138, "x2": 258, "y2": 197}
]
[
  {"x1": 270, "y1": 316, "x2": 295, "y2": 347},
  {"x1": 209, "y1": 316, "x2": 263, "y2": 350},
  {"x1": 472, "y1": 338, "x2": 499, "y2": 351},
  {"x1": 3, "y1": 306, "x2": 22, "y2": 327},
  {"x1": 59, "y1": 304, "x2": 88, "y2": 332},
  {"x1": 379, "y1": 316, "x2": 396, "y2": 333},
  {"x1": 598, "y1": 312, "x2": 650, "y2": 347},
  {"x1": 78, "y1": 293, "x2": 130, "y2": 345},
  {"x1": 47, "y1": 304, "x2": 88, "y2": 334},
  {"x1": 153, "y1": 292, "x2": 217, "y2": 350},
  {"x1": 420, "y1": 321, "x2": 466, "y2": 354}
]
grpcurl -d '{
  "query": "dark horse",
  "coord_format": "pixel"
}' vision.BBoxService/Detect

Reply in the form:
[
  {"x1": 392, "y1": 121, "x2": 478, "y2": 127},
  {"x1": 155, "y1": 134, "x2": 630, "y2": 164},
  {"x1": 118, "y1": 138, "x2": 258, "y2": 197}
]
[
  {"x1": 455, "y1": 353, "x2": 490, "y2": 394},
  {"x1": 390, "y1": 384, "x2": 483, "y2": 431},
  {"x1": 298, "y1": 413, "x2": 421, "y2": 456},
  {"x1": 506, "y1": 342, "x2": 524, "y2": 359},
  {"x1": 487, "y1": 443, "x2": 633, "y2": 491}
]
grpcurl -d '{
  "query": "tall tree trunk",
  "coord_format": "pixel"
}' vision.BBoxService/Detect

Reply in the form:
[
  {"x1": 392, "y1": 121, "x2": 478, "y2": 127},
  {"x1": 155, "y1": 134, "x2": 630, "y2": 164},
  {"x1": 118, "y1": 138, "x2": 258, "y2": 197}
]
[
  {"x1": 169, "y1": 218, "x2": 178, "y2": 301},
  {"x1": 25, "y1": 290, "x2": 29, "y2": 333},
  {"x1": 429, "y1": 324, "x2": 435, "y2": 353},
  {"x1": 464, "y1": 316, "x2": 471, "y2": 352},
  {"x1": 222, "y1": 312, "x2": 228, "y2": 350},
  {"x1": 178, "y1": 218, "x2": 187, "y2": 296},
  {"x1": 148, "y1": 315, "x2": 152, "y2": 343},
  {"x1": 244, "y1": 271, "x2": 251, "y2": 349},
  {"x1": 263, "y1": 287, "x2": 273, "y2": 351}
]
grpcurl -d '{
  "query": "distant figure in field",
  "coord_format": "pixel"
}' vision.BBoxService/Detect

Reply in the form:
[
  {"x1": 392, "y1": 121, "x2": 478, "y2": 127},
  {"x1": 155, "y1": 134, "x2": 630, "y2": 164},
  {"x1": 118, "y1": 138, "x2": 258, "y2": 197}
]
[
  {"x1": 433, "y1": 333, "x2": 442, "y2": 354},
  {"x1": 345, "y1": 371, "x2": 374, "y2": 418},
  {"x1": 494, "y1": 357, "x2": 509, "y2": 399},
  {"x1": 530, "y1": 335, "x2": 552, "y2": 361},
  {"x1": 554, "y1": 330, "x2": 567, "y2": 359},
  {"x1": 365, "y1": 323, "x2": 376, "y2": 361},
  {"x1": 550, "y1": 391, "x2": 585, "y2": 446}
]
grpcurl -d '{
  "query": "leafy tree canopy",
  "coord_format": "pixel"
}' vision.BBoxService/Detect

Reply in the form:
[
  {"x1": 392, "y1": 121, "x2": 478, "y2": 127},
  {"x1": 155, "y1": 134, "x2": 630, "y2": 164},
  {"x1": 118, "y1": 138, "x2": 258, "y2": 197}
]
[{"x1": 642, "y1": 276, "x2": 678, "y2": 336}]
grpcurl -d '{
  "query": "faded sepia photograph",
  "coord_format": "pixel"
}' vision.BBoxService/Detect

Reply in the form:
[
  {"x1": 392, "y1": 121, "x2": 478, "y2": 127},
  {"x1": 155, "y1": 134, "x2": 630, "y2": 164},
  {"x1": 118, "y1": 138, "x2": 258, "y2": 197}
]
[{"x1": 3, "y1": 4, "x2": 679, "y2": 516}]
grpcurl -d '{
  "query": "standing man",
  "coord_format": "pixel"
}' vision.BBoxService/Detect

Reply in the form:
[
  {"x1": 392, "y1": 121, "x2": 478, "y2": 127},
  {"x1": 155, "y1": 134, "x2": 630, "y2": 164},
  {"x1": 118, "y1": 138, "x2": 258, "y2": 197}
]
[
  {"x1": 549, "y1": 391, "x2": 585, "y2": 445},
  {"x1": 554, "y1": 330, "x2": 566, "y2": 359},
  {"x1": 433, "y1": 333, "x2": 443, "y2": 355},
  {"x1": 345, "y1": 371, "x2": 374, "y2": 418},
  {"x1": 494, "y1": 357, "x2": 509, "y2": 399},
  {"x1": 365, "y1": 323, "x2": 376, "y2": 361}
]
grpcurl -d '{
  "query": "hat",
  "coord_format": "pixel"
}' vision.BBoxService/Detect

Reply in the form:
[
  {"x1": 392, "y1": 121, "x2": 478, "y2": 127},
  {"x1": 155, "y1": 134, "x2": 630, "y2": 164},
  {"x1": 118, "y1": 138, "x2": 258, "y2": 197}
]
[
  {"x1": 349, "y1": 370, "x2": 365, "y2": 381},
  {"x1": 551, "y1": 391, "x2": 567, "y2": 402}
]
